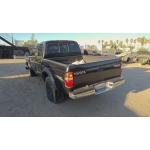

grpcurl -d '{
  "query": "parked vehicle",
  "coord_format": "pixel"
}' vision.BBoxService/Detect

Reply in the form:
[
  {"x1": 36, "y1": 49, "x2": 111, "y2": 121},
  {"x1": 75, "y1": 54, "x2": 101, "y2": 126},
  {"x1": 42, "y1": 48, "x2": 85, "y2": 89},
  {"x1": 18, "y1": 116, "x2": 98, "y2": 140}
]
[
  {"x1": 115, "y1": 51, "x2": 122, "y2": 55},
  {"x1": 26, "y1": 40, "x2": 125, "y2": 104},
  {"x1": 136, "y1": 51, "x2": 150, "y2": 65},
  {"x1": 83, "y1": 49, "x2": 107, "y2": 56},
  {"x1": 116, "y1": 51, "x2": 137, "y2": 63},
  {"x1": 93, "y1": 52, "x2": 107, "y2": 56}
]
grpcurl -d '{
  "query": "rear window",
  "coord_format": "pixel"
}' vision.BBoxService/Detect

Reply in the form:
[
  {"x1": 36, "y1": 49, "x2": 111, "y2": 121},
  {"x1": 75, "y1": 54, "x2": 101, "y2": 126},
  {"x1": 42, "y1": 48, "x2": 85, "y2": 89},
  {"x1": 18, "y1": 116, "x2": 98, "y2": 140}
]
[
  {"x1": 68, "y1": 43, "x2": 80, "y2": 52},
  {"x1": 47, "y1": 44, "x2": 59, "y2": 53},
  {"x1": 59, "y1": 44, "x2": 68, "y2": 53},
  {"x1": 46, "y1": 42, "x2": 80, "y2": 54}
]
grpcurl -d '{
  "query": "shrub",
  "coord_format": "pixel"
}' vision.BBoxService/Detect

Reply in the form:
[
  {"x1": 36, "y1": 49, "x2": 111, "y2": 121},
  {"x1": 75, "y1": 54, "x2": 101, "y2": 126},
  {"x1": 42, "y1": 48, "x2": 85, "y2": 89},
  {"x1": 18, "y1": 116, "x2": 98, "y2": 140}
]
[{"x1": 138, "y1": 47, "x2": 148, "y2": 51}]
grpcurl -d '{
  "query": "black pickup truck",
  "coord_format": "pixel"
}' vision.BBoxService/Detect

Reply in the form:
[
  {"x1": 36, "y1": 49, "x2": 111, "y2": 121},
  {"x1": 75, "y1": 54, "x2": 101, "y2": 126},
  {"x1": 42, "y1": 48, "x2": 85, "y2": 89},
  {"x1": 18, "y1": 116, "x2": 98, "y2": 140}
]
[{"x1": 26, "y1": 40, "x2": 125, "y2": 104}]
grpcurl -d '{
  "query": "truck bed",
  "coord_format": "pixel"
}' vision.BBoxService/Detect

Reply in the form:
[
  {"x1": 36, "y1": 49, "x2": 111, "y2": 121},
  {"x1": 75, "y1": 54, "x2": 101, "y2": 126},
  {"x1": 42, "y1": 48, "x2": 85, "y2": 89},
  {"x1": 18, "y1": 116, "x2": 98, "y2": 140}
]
[
  {"x1": 47, "y1": 55, "x2": 116, "y2": 64},
  {"x1": 43, "y1": 55, "x2": 122, "y2": 93}
]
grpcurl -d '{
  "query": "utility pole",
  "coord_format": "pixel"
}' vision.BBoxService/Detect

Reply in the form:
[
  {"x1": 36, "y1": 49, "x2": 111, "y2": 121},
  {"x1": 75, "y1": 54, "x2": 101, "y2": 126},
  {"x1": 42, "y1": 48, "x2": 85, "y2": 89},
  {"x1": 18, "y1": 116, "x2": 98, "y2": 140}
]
[{"x1": 12, "y1": 33, "x2": 13, "y2": 45}]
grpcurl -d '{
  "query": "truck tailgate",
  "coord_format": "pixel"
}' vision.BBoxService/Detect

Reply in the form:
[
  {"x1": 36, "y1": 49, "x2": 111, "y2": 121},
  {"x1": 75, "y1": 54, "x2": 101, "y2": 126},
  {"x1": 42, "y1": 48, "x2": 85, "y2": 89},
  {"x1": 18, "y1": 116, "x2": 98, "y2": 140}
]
[{"x1": 68, "y1": 57, "x2": 122, "y2": 89}]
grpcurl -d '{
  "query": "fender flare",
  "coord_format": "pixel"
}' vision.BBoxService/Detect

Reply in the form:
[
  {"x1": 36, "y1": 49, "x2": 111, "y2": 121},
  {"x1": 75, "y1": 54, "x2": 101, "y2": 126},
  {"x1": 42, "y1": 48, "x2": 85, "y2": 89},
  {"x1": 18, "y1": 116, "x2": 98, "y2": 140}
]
[{"x1": 42, "y1": 68, "x2": 57, "y2": 90}]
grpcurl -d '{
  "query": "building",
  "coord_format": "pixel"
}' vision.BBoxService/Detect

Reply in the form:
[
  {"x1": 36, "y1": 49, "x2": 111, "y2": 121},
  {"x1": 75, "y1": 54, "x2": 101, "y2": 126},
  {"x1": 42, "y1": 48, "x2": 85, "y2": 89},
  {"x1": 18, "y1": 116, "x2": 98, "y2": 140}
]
[
  {"x1": 85, "y1": 45, "x2": 91, "y2": 50},
  {"x1": 106, "y1": 46, "x2": 111, "y2": 49},
  {"x1": 15, "y1": 40, "x2": 24, "y2": 46},
  {"x1": 91, "y1": 45, "x2": 97, "y2": 51}
]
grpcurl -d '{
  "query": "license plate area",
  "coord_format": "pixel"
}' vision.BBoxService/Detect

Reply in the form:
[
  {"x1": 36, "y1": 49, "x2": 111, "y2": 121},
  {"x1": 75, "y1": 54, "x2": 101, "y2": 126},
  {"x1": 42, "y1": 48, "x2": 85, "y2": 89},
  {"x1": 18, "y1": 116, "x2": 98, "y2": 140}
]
[
  {"x1": 94, "y1": 81, "x2": 114, "y2": 95},
  {"x1": 106, "y1": 82, "x2": 113, "y2": 88}
]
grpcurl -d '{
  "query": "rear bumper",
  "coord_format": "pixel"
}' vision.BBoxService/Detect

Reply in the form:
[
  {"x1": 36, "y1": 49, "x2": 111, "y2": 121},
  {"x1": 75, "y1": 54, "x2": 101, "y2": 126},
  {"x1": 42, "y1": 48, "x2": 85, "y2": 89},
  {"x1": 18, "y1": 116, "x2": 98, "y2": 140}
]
[{"x1": 69, "y1": 77, "x2": 125, "y2": 99}]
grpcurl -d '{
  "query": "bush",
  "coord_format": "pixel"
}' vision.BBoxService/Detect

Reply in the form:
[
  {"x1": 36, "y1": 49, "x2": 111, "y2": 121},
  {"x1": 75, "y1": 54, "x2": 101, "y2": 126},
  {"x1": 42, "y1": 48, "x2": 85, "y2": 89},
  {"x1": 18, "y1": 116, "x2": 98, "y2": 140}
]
[{"x1": 138, "y1": 47, "x2": 148, "y2": 51}]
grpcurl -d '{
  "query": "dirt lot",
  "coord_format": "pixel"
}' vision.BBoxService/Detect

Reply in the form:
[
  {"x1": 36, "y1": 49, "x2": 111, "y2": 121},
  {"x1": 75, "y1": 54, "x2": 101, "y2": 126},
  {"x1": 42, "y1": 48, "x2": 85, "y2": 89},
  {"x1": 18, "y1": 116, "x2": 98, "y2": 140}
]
[{"x1": 0, "y1": 58, "x2": 150, "y2": 117}]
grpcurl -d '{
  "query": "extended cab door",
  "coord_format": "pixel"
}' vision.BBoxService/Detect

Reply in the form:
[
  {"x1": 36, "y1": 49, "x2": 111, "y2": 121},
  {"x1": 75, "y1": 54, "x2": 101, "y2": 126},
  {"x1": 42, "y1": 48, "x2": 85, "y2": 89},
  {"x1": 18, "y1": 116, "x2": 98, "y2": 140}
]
[
  {"x1": 35, "y1": 44, "x2": 43, "y2": 73},
  {"x1": 29, "y1": 46, "x2": 37, "y2": 70}
]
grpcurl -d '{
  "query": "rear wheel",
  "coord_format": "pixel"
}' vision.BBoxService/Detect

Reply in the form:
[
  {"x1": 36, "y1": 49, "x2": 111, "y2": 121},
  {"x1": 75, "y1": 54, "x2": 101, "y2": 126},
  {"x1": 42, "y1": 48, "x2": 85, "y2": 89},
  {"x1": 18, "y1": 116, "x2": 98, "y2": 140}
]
[
  {"x1": 29, "y1": 68, "x2": 36, "y2": 76},
  {"x1": 45, "y1": 77, "x2": 64, "y2": 104}
]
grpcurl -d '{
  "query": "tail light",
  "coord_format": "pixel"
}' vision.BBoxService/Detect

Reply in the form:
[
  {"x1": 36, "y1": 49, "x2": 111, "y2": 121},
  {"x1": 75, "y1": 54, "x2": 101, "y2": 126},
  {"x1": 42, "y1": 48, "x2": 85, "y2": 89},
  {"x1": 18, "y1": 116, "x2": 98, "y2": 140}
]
[
  {"x1": 65, "y1": 72, "x2": 74, "y2": 88},
  {"x1": 59, "y1": 40, "x2": 66, "y2": 42},
  {"x1": 120, "y1": 62, "x2": 122, "y2": 74}
]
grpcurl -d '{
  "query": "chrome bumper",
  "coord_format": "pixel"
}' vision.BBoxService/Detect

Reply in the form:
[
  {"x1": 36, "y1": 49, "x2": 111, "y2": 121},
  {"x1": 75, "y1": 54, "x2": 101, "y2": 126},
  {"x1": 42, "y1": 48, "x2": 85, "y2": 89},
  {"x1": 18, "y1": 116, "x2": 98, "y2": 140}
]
[{"x1": 69, "y1": 77, "x2": 125, "y2": 99}]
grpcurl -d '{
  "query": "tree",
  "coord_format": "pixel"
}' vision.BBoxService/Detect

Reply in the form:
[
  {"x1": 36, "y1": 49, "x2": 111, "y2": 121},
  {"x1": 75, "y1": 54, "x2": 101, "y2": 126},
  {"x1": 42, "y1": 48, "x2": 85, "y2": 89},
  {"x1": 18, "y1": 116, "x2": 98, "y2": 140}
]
[
  {"x1": 113, "y1": 42, "x2": 117, "y2": 49},
  {"x1": 134, "y1": 39, "x2": 136, "y2": 48},
  {"x1": 130, "y1": 39, "x2": 133, "y2": 46},
  {"x1": 144, "y1": 39, "x2": 148, "y2": 48},
  {"x1": 109, "y1": 40, "x2": 113, "y2": 47},
  {"x1": 30, "y1": 33, "x2": 38, "y2": 45},
  {"x1": 23, "y1": 33, "x2": 38, "y2": 47},
  {"x1": 104, "y1": 41, "x2": 108, "y2": 46},
  {"x1": 23, "y1": 41, "x2": 29, "y2": 47},
  {"x1": 122, "y1": 44, "x2": 126, "y2": 51},
  {"x1": 98, "y1": 40, "x2": 100, "y2": 49},
  {"x1": 98, "y1": 40, "x2": 102, "y2": 53},
  {"x1": 140, "y1": 37, "x2": 145, "y2": 47},
  {"x1": 102, "y1": 40, "x2": 104, "y2": 46},
  {"x1": 137, "y1": 37, "x2": 141, "y2": 48},
  {"x1": 125, "y1": 38, "x2": 129, "y2": 47},
  {"x1": 116, "y1": 40, "x2": 119, "y2": 46},
  {"x1": 118, "y1": 41, "x2": 123, "y2": 48},
  {"x1": 148, "y1": 39, "x2": 150, "y2": 49}
]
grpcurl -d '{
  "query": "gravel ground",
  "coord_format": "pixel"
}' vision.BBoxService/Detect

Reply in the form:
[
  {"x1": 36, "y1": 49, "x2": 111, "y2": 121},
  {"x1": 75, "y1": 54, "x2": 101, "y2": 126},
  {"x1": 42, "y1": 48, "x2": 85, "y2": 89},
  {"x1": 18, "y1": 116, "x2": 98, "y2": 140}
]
[{"x1": 0, "y1": 57, "x2": 150, "y2": 117}]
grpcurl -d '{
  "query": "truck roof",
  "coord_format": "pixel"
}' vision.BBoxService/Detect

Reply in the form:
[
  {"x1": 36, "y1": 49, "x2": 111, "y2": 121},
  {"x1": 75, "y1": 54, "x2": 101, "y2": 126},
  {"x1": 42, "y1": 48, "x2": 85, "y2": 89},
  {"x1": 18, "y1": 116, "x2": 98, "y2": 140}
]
[{"x1": 39, "y1": 40, "x2": 77, "y2": 44}]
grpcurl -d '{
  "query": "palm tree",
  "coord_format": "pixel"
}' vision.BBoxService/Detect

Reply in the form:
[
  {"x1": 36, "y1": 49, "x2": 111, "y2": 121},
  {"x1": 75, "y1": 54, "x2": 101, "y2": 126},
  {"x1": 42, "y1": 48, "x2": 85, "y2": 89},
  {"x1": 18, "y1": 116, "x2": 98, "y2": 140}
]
[
  {"x1": 140, "y1": 37, "x2": 145, "y2": 47},
  {"x1": 116, "y1": 40, "x2": 119, "y2": 46},
  {"x1": 110, "y1": 40, "x2": 113, "y2": 47},
  {"x1": 144, "y1": 39, "x2": 148, "y2": 48},
  {"x1": 98, "y1": 40, "x2": 100, "y2": 49},
  {"x1": 148, "y1": 39, "x2": 150, "y2": 50},
  {"x1": 102, "y1": 40, "x2": 104, "y2": 46},
  {"x1": 130, "y1": 39, "x2": 133, "y2": 46},
  {"x1": 104, "y1": 41, "x2": 108, "y2": 46},
  {"x1": 148, "y1": 39, "x2": 150, "y2": 47},
  {"x1": 122, "y1": 44, "x2": 126, "y2": 51},
  {"x1": 125, "y1": 38, "x2": 129, "y2": 47},
  {"x1": 98, "y1": 40, "x2": 102, "y2": 53},
  {"x1": 137, "y1": 37, "x2": 141, "y2": 48},
  {"x1": 134, "y1": 39, "x2": 136, "y2": 48},
  {"x1": 118, "y1": 41, "x2": 123, "y2": 48},
  {"x1": 113, "y1": 42, "x2": 116, "y2": 49}
]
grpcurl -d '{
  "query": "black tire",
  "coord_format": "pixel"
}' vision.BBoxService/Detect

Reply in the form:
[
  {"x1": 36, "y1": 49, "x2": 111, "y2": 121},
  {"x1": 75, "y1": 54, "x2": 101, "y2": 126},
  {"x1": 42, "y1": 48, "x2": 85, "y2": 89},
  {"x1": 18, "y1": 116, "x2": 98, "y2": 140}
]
[
  {"x1": 29, "y1": 68, "x2": 36, "y2": 76},
  {"x1": 45, "y1": 77, "x2": 64, "y2": 104}
]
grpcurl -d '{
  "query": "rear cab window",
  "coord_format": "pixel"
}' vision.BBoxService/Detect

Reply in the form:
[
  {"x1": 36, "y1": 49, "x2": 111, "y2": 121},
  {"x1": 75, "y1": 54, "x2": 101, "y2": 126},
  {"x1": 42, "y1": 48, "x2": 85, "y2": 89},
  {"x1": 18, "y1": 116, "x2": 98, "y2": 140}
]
[
  {"x1": 68, "y1": 42, "x2": 80, "y2": 52},
  {"x1": 46, "y1": 41, "x2": 80, "y2": 54},
  {"x1": 47, "y1": 44, "x2": 59, "y2": 53},
  {"x1": 59, "y1": 44, "x2": 68, "y2": 53}
]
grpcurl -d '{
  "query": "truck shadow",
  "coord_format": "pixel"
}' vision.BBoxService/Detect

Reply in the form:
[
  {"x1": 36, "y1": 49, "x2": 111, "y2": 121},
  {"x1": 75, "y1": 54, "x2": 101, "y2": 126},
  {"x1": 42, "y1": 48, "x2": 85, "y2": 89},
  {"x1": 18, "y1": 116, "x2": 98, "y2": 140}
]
[
  {"x1": 0, "y1": 62, "x2": 150, "y2": 117},
  {"x1": 59, "y1": 66, "x2": 150, "y2": 117}
]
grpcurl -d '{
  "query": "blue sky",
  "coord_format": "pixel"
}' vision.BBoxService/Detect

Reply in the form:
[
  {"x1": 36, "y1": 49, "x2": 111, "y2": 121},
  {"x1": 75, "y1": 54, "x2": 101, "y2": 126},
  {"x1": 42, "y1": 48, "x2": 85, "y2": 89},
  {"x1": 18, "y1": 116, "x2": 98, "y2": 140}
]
[{"x1": 1, "y1": 33, "x2": 150, "y2": 48}]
